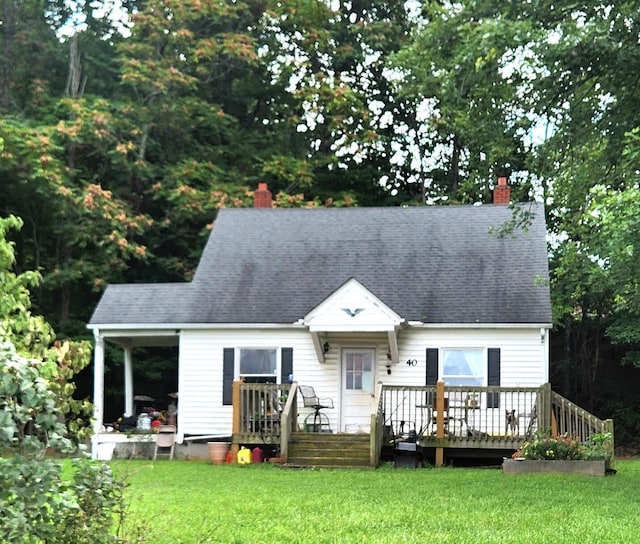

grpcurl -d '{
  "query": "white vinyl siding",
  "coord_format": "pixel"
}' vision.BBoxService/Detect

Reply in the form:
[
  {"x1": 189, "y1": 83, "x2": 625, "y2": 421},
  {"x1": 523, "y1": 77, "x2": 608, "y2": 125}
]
[{"x1": 177, "y1": 326, "x2": 547, "y2": 438}]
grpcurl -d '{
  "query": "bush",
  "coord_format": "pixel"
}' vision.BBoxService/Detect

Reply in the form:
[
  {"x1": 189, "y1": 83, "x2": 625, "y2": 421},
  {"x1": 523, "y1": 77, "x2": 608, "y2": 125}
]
[
  {"x1": 0, "y1": 341, "x2": 139, "y2": 543},
  {"x1": 0, "y1": 457, "x2": 130, "y2": 543}
]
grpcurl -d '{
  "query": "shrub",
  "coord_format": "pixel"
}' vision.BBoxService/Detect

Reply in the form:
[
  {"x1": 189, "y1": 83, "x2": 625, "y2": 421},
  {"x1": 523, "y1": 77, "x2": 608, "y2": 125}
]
[
  {"x1": 0, "y1": 341, "x2": 140, "y2": 543},
  {"x1": 0, "y1": 456, "x2": 130, "y2": 543}
]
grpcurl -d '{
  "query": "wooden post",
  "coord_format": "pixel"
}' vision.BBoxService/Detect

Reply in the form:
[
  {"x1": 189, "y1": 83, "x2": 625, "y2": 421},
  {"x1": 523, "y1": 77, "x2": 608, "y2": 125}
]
[
  {"x1": 605, "y1": 419, "x2": 615, "y2": 461},
  {"x1": 231, "y1": 380, "x2": 243, "y2": 463},
  {"x1": 280, "y1": 382, "x2": 297, "y2": 463},
  {"x1": 539, "y1": 383, "x2": 552, "y2": 433},
  {"x1": 370, "y1": 412, "x2": 378, "y2": 467},
  {"x1": 435, "y1": 380, "x2": 445, "y2": 467}
]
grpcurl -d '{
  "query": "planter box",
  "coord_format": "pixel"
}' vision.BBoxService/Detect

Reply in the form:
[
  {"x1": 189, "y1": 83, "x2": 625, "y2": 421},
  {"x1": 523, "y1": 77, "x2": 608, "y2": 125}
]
[{"x1": 503, "y1": 459, "x2": 607, "y2": 477}]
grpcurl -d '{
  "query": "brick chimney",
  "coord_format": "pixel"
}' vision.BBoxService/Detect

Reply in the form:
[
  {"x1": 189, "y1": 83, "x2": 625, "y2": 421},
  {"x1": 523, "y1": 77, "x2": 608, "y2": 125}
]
[
  {"x1": 253, "y1": 182, "x2": 272, "y2": 208},
  {"x1": 493, "y1": 176, "x2": 510, "y2": 205}
]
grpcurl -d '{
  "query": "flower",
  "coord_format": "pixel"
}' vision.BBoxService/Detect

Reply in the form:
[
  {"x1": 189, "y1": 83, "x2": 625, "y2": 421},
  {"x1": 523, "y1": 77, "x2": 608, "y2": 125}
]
[{"x1": 512, "y1": 432, "x2": 613, "y2": 462}]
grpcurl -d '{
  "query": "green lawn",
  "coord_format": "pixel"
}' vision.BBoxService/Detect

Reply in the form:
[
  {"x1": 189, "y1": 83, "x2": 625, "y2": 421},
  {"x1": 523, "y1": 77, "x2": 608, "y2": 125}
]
[{"x1": 115, "y1": 460, "x2": 640, "y2": 544}]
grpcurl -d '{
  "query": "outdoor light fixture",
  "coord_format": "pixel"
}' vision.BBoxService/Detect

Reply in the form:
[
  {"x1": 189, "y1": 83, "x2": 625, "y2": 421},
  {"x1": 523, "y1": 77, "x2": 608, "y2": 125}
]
[{"x1": 323, "y1": 342, "x2": 330, "y2": 354}]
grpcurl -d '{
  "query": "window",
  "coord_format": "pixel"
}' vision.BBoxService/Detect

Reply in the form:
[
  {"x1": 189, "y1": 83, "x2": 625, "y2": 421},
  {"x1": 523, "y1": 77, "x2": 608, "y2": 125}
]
[
  {"x1": 345, "y1": 351, "x2": 372, "y2": 390},
  {"x1": 442, "y1": 348, "x2": 483, "y2": 386},
  {"x1": 239, "y1": 349, "x2": 277, "y2": 383}
]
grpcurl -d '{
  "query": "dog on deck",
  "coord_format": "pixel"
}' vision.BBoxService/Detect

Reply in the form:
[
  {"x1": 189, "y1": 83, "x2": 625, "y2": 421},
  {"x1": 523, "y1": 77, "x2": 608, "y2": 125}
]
[{"x1": 505, "y1": 409, "x2": 519, "y2": 436}]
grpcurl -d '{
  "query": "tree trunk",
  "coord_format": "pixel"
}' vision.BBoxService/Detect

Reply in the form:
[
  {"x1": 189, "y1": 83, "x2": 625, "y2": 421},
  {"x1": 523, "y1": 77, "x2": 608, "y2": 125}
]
[
  {"x1": 59, "y1": 281, "x2": 71, "y2": 332},
  {"x1": 65, "y1": 32, "x2": 86, "y2": 99},
  {"x1": 449, "y1": 134, "x2": 461, "y2": 194},
  {"x1": 1, "y1": 0, "x2": 16, "y2": 113},
  {"x1": 65, "y1": 32, "x2": 86, "y2": 172}
]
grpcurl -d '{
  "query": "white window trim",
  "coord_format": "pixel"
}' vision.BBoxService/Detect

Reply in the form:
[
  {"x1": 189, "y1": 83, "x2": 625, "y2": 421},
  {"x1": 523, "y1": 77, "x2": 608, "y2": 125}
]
[
  {"x1": 441, "y1": 347, "x2": 486, "y2": 386},
  {"x1": 237, "y1": 347, "x2": 279, "y2": 380}
]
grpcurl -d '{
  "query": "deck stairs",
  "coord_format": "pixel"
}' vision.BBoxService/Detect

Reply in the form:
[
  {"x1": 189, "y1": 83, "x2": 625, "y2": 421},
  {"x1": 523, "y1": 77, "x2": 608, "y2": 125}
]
[{"x1": 286, "y1": 432, "x2": 371, "y2": 468}]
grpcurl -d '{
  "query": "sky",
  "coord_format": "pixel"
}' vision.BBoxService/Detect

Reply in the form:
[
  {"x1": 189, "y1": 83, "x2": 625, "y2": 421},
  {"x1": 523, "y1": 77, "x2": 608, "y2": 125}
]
[{"x1": 59, "y1": 0, "x2": 129, "y2": 38}]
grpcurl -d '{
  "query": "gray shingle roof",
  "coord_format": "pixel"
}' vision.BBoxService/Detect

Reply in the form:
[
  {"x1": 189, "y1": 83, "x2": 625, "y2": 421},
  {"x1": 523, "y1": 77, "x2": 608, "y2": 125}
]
[
  {"x1": 89, "y1": 203, "x2": 551, "y2": 326},
  {"x1": 88, "y1": 283, "x2": 191, "y2": 325}
]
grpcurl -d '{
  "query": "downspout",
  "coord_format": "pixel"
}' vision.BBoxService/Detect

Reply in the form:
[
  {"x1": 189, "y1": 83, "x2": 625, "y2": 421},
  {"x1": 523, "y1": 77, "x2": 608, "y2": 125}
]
[{"x1": 541, "y1": 327, "x2": 549, "y2": 383}]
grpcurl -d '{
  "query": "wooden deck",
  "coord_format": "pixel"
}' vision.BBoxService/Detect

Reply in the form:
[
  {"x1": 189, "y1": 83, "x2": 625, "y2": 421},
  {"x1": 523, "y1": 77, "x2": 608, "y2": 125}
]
[{"x1": 232, "y1": 381, "x2": 614, "y2": 467}]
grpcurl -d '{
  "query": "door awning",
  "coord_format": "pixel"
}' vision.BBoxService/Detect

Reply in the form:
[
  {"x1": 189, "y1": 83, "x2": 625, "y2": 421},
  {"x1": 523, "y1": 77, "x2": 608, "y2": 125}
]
[{"x1": 303, "y1": 278, "x2": 404, "y2": 363}]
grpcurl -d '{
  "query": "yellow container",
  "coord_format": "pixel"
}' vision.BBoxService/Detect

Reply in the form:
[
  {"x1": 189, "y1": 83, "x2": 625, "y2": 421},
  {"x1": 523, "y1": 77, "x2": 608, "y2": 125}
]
[{"x1": 237, "y1": 446, "x2": 251, "y2": 465}]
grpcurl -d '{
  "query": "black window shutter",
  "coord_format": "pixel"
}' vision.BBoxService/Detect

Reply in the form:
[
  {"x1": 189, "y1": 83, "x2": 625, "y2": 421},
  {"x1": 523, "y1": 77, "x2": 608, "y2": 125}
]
[
  {"x1": 280, "y1": 347, "x2": 293, "y2": 384},
  {"x1": 425, "y1": 348, "x2": 439, "y2": 405},
  {"x1": 487, "y1": 348, "x2": 501, "y2": 408},
  {"x1": 222, "y1": 348, "x2": 234, "y2": 406},
  {"x1": 426, "y1": 349, "x2": 439, "y2": 385}
]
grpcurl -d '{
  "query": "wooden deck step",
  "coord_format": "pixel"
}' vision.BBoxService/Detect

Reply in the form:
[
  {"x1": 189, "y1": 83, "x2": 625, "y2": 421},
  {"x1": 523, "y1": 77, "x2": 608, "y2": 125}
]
[{"x1": 286, "y1": 432, "x2": 371, "y2": 468}]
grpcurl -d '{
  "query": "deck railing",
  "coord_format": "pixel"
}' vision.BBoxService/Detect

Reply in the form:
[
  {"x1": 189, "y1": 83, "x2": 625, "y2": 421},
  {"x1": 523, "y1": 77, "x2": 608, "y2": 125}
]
[
  {"x1": 232, "y1": 381, "x2": 613, "y2": 468},
  {"x1": 378, "y1": 383, "x2": 540, "y2": 447},
  {"x1": 373, "y1": 382, "x2": 613, "y2": 461},
  {"x1": 232, "y1": 382, "x2": 292, "y2": 446}
]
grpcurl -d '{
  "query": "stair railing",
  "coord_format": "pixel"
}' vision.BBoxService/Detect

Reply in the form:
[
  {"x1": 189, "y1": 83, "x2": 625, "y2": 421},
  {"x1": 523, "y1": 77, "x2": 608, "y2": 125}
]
[
  {"x1": 550, "y1": 389, "x2": 614, "y2": 443},
  {"x1": 280, "y1": 382, "x2": 298, "y2": 463},
  {"x1": 370, "y1": 381, "x2": 385, "y2": 467}
]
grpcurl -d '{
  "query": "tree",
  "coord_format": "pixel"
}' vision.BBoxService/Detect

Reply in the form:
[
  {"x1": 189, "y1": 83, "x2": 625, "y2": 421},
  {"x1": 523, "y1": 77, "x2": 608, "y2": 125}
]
[
  {"x1": 0, "y1": 1, "x2": 68, "y2": 115},
  {"x1": 262, "y1": 0, "x2": 417, "y2": 205},
  {"x1": 0, "y1": 114, "x2": 153, "y2": 332},
  {"x1": 588, "y1": 186, "x2": 640, "y2": 365},
  {"x1": 392, "y1": 0, "x2": 640, "y2": 422},
  {"x1": 391, "y1": 1, "x2": 540, "y2": 204},
  {"x1": 0, "y1": 214, "x2": 138, "y2": 543},
  {"x1": 0, "y1": 0, "x2": 152, "y2": 333}
]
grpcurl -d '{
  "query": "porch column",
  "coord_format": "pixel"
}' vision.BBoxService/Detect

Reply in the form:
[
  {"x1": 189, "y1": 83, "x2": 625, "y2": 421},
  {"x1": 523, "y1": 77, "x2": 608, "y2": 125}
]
[
  {"x1": 123, "y1": 344, "x2": 134, "y2": 416},
  {"x1": 92, "y1": 331, "x2": 105, "y2": 459}
]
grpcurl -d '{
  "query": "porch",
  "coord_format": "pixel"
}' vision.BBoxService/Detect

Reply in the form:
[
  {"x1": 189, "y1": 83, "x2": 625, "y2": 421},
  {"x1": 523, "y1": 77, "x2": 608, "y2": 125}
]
[{"x1": 233, "y1": 381, "x2": 614, "y2": 467}]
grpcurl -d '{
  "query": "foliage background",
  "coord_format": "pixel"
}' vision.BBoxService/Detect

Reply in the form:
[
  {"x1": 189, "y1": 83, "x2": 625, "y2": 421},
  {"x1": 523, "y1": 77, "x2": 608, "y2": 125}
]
[{"x1": 0, "y1": 0, "x2": 639, "y2": 447}]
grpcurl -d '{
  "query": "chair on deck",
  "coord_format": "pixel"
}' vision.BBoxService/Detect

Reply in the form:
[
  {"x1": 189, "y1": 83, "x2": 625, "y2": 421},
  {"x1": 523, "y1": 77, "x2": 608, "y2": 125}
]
[
  {"x1": 299, "y1": 385, "x2": 333, "y2": 432},
  {"x1": 261, "y1": 389, "x2": 284, "y2": 435},
  {"x1": 153, "y1": 425, "x2": 176, "y2": 460}
]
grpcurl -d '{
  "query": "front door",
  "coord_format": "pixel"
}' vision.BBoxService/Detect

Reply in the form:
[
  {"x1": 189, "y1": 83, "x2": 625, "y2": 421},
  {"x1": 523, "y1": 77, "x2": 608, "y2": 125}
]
[{"x1": 340, "y1": 349, "x2": 375, "y2": 433}]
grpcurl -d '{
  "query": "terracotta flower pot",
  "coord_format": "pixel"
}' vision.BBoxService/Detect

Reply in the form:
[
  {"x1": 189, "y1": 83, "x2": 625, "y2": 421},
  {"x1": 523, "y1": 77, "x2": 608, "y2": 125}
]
[{"x1": 208, "y1": 442, "x2": 230, "y2": 465}]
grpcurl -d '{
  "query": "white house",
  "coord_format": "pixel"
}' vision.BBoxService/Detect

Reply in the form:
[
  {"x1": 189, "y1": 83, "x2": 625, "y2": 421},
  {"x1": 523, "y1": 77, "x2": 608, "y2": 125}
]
[{"x1": 88, "y1": 180, "x2": 552, "y2": 448}]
